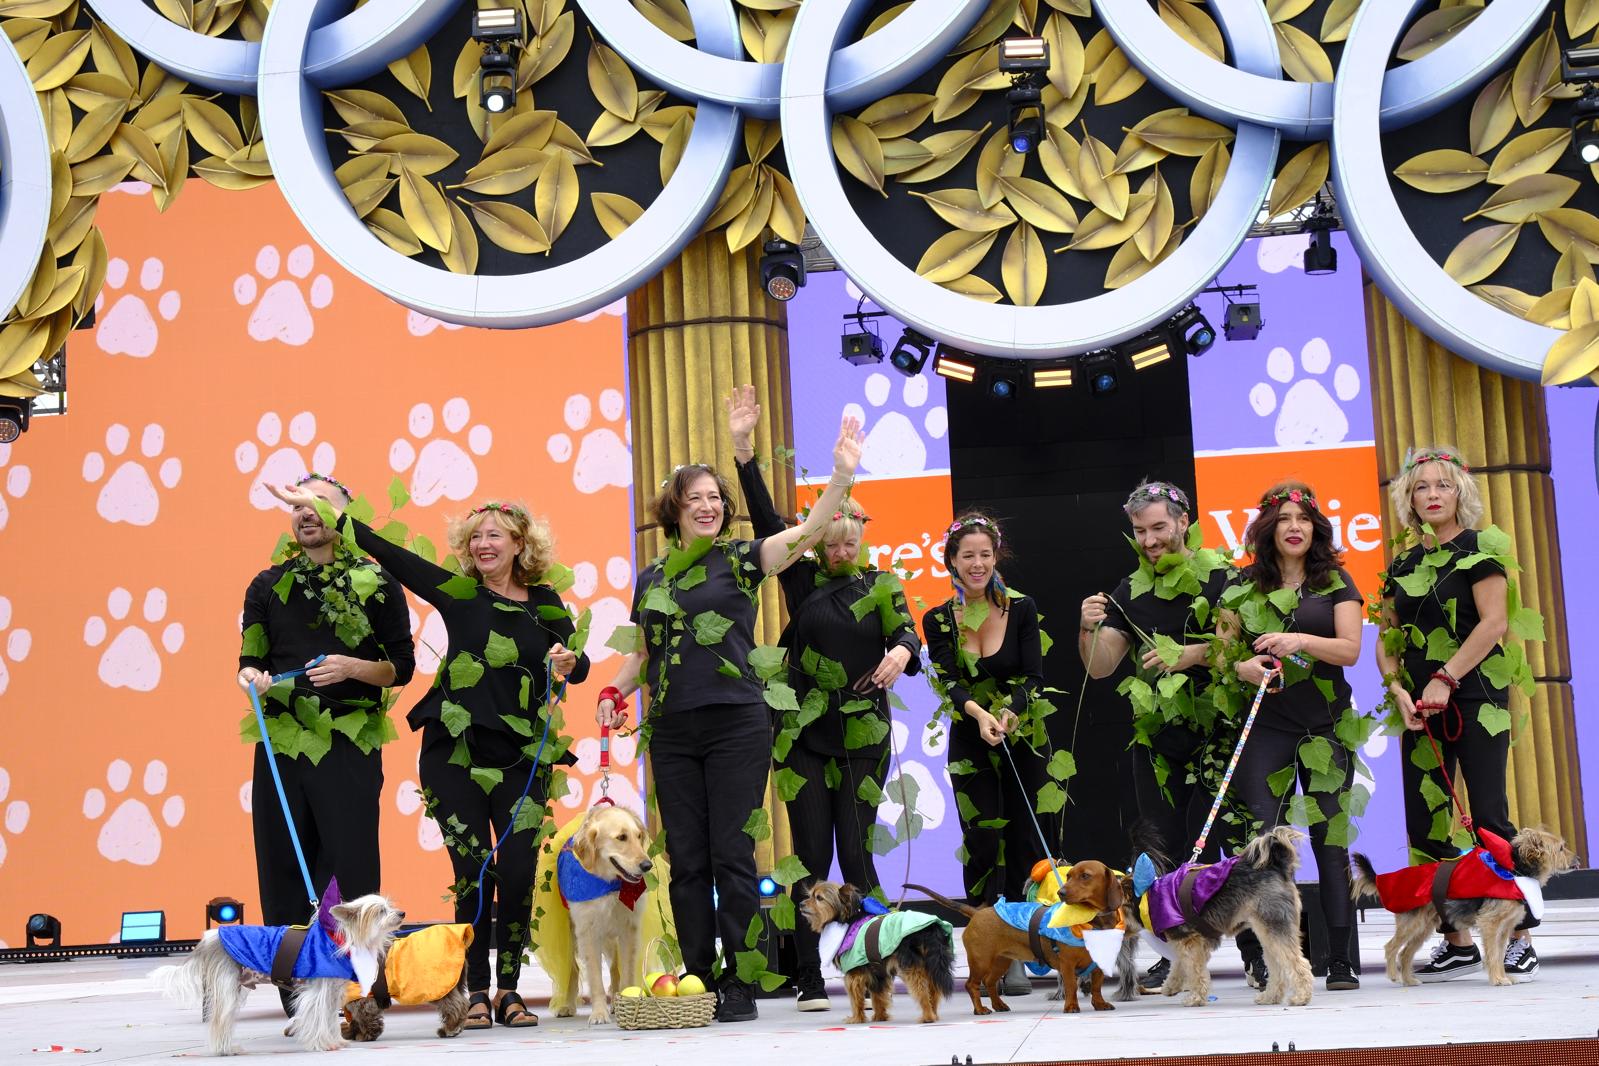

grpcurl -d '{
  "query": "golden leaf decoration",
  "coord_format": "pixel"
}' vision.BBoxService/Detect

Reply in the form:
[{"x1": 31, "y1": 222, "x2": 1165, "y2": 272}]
[
  {"x1": 17, "y1": 248, "x2": 56, "y2": 319},
  {"x1": 1463, "y1": 173, "x2": 1577, "y2": 223},
  {"x1": 1108, "y1": 225, "x2": 1186, "y2": 288},
  {"x1": 1395, "y1": 6, "x2": 1479, "y2": 62},
  {"x1": 1554, "y1": 244, "x2": 1596, "y2": 289},
  {"x1": 704, "y1": 163, "x2": 758, "y2": 230},
  {"x1": 1570, "y1": 276, "x2": 1599, "y2": 328},
  {"x1": 767, "y1": 168, "x2": 806, "y2": 244},
  {"x1": 592, "y1": 191, "x2": 644, "y2": 239},
  {"x1": 586, "y1": 109, "x2": 645, "y2": 148},
  {"x1": 1128, "y1": 113, "x2": 1232, "y2": 157},
  {"x1": 881, "y1": 138, "x2": 934, "y2": 175},
  {"x1": 226, "y1": 141, "x2": 273, "y2": 178},
  {"x1": 1569, "y1": 0, "x2": 1599, "y2": 37},
  {"x1": 5, "y1": 18, "x2": 53, "y2": 63},
  {"x1": 1190, "y1": 140, "x2": 1230, "y2": 221},
  {"x1": 1392, "y1": 148, "x2": 1487, "y2": 193},
  {"x1": 343, "y1": 176, "x2": 397, "y2": 218},
  {"x1": 367, "y1": 207, "x2": 423, "y2": 255},
  {"x1": 461, "y1": 198, "x2": 552, "y2": 254},
  {"x1": 858, "y1": 93, "x2": 935, "y2": 140},
  {"x1": 111, "y1": 124, "x2": 165, "y2": 187},
  {"x1": 1134, "y1": 169, "x2": 1174, "y2": 259},
  {"x1": 1002, "y1": 220, "x2": 1046, "y2": 306},
  {"x1": 1470, "y1": 283, "x2": 1537, "y2": 318},
  {"x1": 42, "y1": 88, "x2": 70, "y2": 153},
  {"x1": 643, "y1": 104, "x2": 696, "y2": 143},
  {"x1": 47, "y1": 151, "x2": 69, "y2": 220},
  {"x1": 181, "y1": 98, "x2": 244, "y2": 158},
  {"x1": 71, "y1": 228, "x2": 106, "y2": 320},
  {"x1": 738, "y1": 9, "x2": 794, "y2": 64},
  {"x1": 326, "y1": 89, "x2": 409, "y2": 128},
  {"x1": 976, "y1": 128, "x2": 1024, "y2": 208},
  {"x1": 1039, "y1": 123, "x2": 1083, "y2": 199},
  {"x1": 520, "y1": 11, "x2": 575, "y2": 88},
  {"x1": 951, "y1": 0, "x2": 1019, "y2": 55},
  {"x1": 635, "y1": 0, "x2": 696, "y2": 40},
  {"x1": 1061, "y1": 190, "x2": 1156, "y2": 251},
  {"x1": 832, "y1": 115, "x2": 887, "y2": 196},
  {"x1": 374, "y1": 133, "x2": 459, "y2": 177},
  {"x1": 27, "y1": 29, "x2": 90, "y2": 91},
  {"x1": 1511, "y1": 20, "x2": 1559, "y2": 128},
  {"x1": 152, "y1": 0, "x2": 192, "y2": 30},
  {"x1": 1013, "y1": 0, "x2": 1038, "y2": 34},
  {"x1": 64, "y1": 100, "x2": 127, "y2": 165},
  {"x1": 745, "y1": 119, "x2": 781, "y2": 166},
  {"x1": 48, "y1": 197, "x2": 98, "y2": 256},
  {"x1": 1158, "y1": 0, "x2": 1224, "y2": 61},
  {"x1": 1043, "y1": 77, "x2": 1088, "y2": 129},
  {"x1": 484, "y1": 110, "x2": 557, "y2": 155},
  {"x1": 127, "y1": 95, "x2": 183, "y2": 144},
  {"x1": 452, "y1": 39, "x2": 480, "y2": 99},
  {"x1": 338, "y1": 120, "x2": 411, "y2": 153},
  {"x1": 1042, "y1": 12, "x2": 1084, "y2": 99},
  {"x1": 725, "y1": 168, "x2": 774, "y2": 251},
  {"x1": 1527, "y1": 286, "x2": 1574, "y2": 328},
  {"x1": 1486, "y1": 128, "x2": 1571, "y2": 186},
  {"x1": 0, "y1": 0, "x2": 74, "y2": 21},
  {"x1": 445, "y1": 148, "x2": 546, "y2": 195},
  {"x1": 193, "y1": 155, "x2": 271, "y2": 190},
  {"x1": 1268, "y1": 141, "x2": 1329, "y2": 217},
  {"x1": 1078, "y1": 131, "x2": 1130, "y2": 220},
  {"x1": 939, "y1": 274, "x2": 1005, "y2": 303},
  {"x1": 1442, "y1": 222, "x2": 1521, "y2": 285},
  {"x1": 916, "y1": 229, "x2": 1000, "y2": 283},
  {"x1": 441, "y1": 197, "x2": 479, "y2": 274},
  {"x1": 896, "y1": 124, "x2": 990, "y2": 183},
  {"x1": 0, "y1": 320, "x2": 51, "y2": 380},
  {"x1": 660, "y1": 112, "x2": 693, "y2": 184},
  {"x1": 999, "y1": 176, "x2": 1077, "y2": 232},
  {"x1": 1468, "y1": 70, "x2": 1515, "y2": 156},
  {"x1": 910, "y1": 188, "x2": 1018, "y2": 232},
  {"x1": 535, "y1": 151, "x2": 580, "y2": 245},
  {"x1": 1541, "y1": 319, "x2": 1599, "y2": 384},
  {"x1": 399, "y1": 168, "x2": 452, "y2": 253},
  {"x1": 69, "y1": 154, "x2": 133, "y2": 197},
  {"x1": 933, "y1": 46, "x2": 1007, "y2": 123},
  {"x1": 1093, "y1": 40, "x2": 1146, "y2": 106},
  {"x1": 64, "y1": 72, "x2": 134, "y2": 111},
  {"x1": 548, "y1": 120, "x2": 599, "y2": 166},
  {"x1": 588, "y1": 35, "x2": 639, "y2": 120},
  {"x1": 1536, "y1": 209, "x2": 1599, "y2": 263},
  {"x1": 863, "y1": 2, "x2": 911, "y2": 37},
  {"x1": 1042, "y1": 0, "x2": 1089, "y2": 14},
  {"x1": 1267, "y1": 0, "x2": 1314, "y2": 21},
  {"x1": 90, "y1": 24, "x2": 139, "y2": 87},
  {"x1": 153, "y1": 131, "x2": 187, "y2": 212},
  {"x1": 1275, "y1": 23, "x2": 1333, "y2": 82},
  {"x1": 388, "y1": 44, "x2": 433, "y2": 109},
  {"x1": 1111, "y1": 107, "x2": 1183, "y2": 176}
]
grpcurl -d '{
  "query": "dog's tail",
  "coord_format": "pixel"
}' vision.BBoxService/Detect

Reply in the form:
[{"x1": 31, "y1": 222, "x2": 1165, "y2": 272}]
[
  {"x1": 1128, "y1": 816, "x2": 1173, "y2": 875},
  {"x1": 150, "y1": 955, "x2": 205, "y2": 1008},
  {"x1": 902, "y1": 883, "x2": 977, "y2": 918},
  {"x1": 1348, "y1": 852, "x2": 1379, "y2": 903},
  {"x1": 1110, "y1": 930, "x2": 1139, "y2": 1002},
  {"x1": 896, "y1": 925, "x2": 958, "y2": 998},
  {"x1": 1239, "y1": 825, "x2": 1304, "y2": 878}
]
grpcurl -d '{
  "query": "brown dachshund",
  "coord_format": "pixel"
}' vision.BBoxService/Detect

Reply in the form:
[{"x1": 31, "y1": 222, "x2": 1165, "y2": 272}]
[{"x1": 908, "y1": 861, "x2": 1129, "y2": 1015}]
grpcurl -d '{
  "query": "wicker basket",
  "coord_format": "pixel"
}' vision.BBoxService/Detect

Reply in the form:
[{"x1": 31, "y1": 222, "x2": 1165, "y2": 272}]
[{"x1": 612, "y1": 991, "x2": 716, "y2": 1030}]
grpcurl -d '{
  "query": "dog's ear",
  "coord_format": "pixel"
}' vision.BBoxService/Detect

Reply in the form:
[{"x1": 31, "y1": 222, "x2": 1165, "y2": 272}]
[
  {"x1": 1101, "y1": 865, "x2": 1124, "y2": 915},
  {"x1": 836, "y1": 882, "x2": 863, "y2": 919},
  {"x1": 573, "y1": 819, "x2": 601, "y2": 871},
  {"x1": 328, "y1": 901, "x2": 354, "y2": 926}
]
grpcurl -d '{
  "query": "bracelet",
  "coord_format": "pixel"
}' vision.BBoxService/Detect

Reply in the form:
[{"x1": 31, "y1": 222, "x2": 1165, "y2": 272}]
[
  {"x1": 1080, "y1": 625, "x2": 1098, "y2": 634},
  {"x1": 598, "y1": 685, "x2": 629, "y2": 711},
  {"x1": 1431, "y1": 668, "x2": 1459, "y2": 691},
  {"x1": 829, "y1": 473, "x2": 854, "y2": 488}
]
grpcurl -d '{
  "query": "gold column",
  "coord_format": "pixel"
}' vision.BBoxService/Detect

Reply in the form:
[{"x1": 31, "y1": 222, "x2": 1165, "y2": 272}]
[
  {"x1": 1365, "y1": 284, "x2": 1587, "y2": 856},
  {"x1": 627, "y1": 231, "x2": 797, "y2": 868}
]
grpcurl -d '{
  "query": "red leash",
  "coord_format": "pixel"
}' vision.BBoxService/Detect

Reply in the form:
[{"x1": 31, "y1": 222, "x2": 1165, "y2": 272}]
[{"x1": 1416, "y1": 674, "x2": 1475, "y2": 842}]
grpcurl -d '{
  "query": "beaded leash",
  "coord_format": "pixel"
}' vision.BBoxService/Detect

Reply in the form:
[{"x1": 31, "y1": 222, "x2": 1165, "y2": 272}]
[{"x1": 1187, "y1": 660, "x2": 1285, "y2": 864}]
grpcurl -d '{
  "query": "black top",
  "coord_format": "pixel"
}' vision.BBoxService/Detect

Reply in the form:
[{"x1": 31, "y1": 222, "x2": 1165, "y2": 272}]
[
  {"x1": 1243, "y1": 566, "x2": 1362, "y2": 732},
  {"x1": 923, "y1": 594, "x2": 1043, "y2": 752},
  {"x1": 1381, "y1": 529, "x2": 1508, "y2": 704},
  {"x1": 736, "y1": 457, "x2": 922, "y2": 758},
  {"x1": 631, "y1": 536, "x2": 768, "y2": 712},
  {"x1": 1103, "y1": 565, "x2": 1231, "y2": 689},
  {"x1": 238, "y1": 559, "x2": 416, "y2": 711},
  {"x1": 345, "y1": 518, "x2": 590, "y2": 737}
]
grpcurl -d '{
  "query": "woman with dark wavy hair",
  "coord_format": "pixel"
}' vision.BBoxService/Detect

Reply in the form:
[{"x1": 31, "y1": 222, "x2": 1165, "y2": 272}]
[{"x1": 1217, "y1": 481, "x2": 1364, "y2": 993}]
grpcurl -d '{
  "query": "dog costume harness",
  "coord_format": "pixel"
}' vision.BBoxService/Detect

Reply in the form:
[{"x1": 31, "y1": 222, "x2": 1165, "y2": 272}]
[
  {"x1": 1143, "y1": 856, "x2": 1241, "y2": 941},
  {"x1": 819, "y1": 900, "x2": 954, "y2": 974},
  {"x1": 217, "y1": 876, "x2": 379, "y2": 993},
  {"x1": 992, "y1": 900, "x2": 1125, "y2": 974},
  {"x1": 557, "y1": 837, "x2": 645, "y2": 910},
  {"x1": 1370, "y1": 828, "x2": 1544, "y2": 929},
  {"x1": 346, "y1": 924, "x2": 473, "y2": 1007}
]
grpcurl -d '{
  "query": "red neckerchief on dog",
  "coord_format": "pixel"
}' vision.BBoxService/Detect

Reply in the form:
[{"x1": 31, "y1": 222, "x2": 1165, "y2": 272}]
[
  {"x1": 556, "y1": 838, "x2": 645, "y2": 910},
  {"x1": 1372, "y1": 828, "x2": 1523, "y2": 913}
]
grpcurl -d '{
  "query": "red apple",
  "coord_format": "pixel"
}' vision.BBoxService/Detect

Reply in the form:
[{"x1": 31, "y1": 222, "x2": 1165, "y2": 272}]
[{"x1": 650, "y1": 973, "x2": 679, "y2": 997}]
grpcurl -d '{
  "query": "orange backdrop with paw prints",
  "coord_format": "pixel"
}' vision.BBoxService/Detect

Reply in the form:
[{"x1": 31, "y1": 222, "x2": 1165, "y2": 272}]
[{"x1": 0, "y1": 182, "x2": 638, "y2": 943}]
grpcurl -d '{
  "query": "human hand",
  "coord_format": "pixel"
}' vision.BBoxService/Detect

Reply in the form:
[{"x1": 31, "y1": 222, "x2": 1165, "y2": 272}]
[
  {"x1": 237, "y1": 667, "x2": 271, "y2": 694},
  {"x1": 1252, "y1": 631, "x2": 1306, "y2": 658},
  {"x1": 1391, "y1": 686, "x2": 1422, "y2": 730},
  {"x1": 306, "y1": 655, "x2": 359, "y2": 686},
  {"x1": 1080, "y1": 593, "x2": 1108, "y2": 631},
  {"x1": 725, "y1": 385, "x2": 760, "y2": 451},
  {"x1": 264, "y1": 483, "x2": 321, "y2": 511},
  {"x1": 1418, "y1": 678, "x2": 1453, "y2": 718},
  {"x1": 832, "y1": 414, "x2": 865, "y2": 478},
  {"x1": 1235, "y1": 653, "x2": 1277, "y2": 688},
  {"x1": 548, "y1": 642, "x2": 577, "y2": 679},
  {"x1": 1141, "y1": 643, "x2": 1204, "y2": 673},
  {"x1": 596, "y1": 698, "x2": 628, "y2": 730},
  {"x1": 975, "y1": 710, "x2": 1005, "y2": 746},
  {"x1": 870, "y1": 645, "x2": 912, "y2": 688}
]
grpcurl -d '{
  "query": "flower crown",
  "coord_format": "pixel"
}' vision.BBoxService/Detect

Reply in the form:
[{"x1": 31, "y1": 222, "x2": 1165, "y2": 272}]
[
  {"x1": 658, "y1": 462, "x2": 715, "y2": 489},
  {"x1": 833, "y1": 509, "x2": 870, "y2": 523},
  {"x1": 295, "y1": 472, "x2": 353, "y2": 499},
  {"x1": 1403, "y1": 448, "x2": 1470, "y2": 474},
  {"x1": 947, "y1": 515, "x2": 1001, "y2": 547},
  {"x1": 467, "y1": 501, "x2": 528, "y2": 522},
  {"x1": 1259, "y1": 487, "x2": 1317, "y2": 511},
  {"x1": 1124, "y1": 481, "x2": 1190, "y2": 514}
]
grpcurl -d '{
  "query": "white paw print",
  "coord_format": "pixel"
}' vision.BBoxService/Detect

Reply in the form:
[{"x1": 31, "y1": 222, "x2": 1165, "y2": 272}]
[
  {"x1": 235, "y1": 411, "x2": 337, "y2": 511},
  {"x1": 0, "y1": 597, "x2": 31, "y2": 698},
  {"x1": 235, "y1": 244, "x2": 334, "y2": 346},
  {"x1": 82, "y1": 423, "x2": 182, "y2": 526},
  {"x1": 545, "y1": 389, "x2": 631, "y2": 494},
  {"x1": 567, "y1": 556, "x2": 633, "y2": 663},
  {"x1": 565, "y1": 731, "x2": 644, "y2": 816},
  {"x1": 84, "y1": 587, "x2": 185, "y2": 692},
  {"x1": 396, "y1": 756, "x2": 445, "y2": 852},
  {"x1": 390, "y1": 398, "x2": 492, "y2": 507},
  {"x1": 1255, "y1": 232, "x2": 1313, "y2": 274},
  {"x1": 0, "y1": 443, "x2": 30, "y2": 532},
  {"x1": 0, "y1": 767, "x2": 30, "y2": 868},
  {"x1": 82, "y1": 759, "x2": 184, "y2": 866},
  {"x1": 877, "y1": 722, "x2": 945, "y2": 832},
  {"x1": 95, "y1": 257, "x2": 180, "y2": 358},
  {"x1": 1248, "y1": 338, "x2": 1362, "y2": 449},
  {"x1": 408, "y1": 603, "x2": 450, "y2": 675},
  {"x1": 406, "y1": 310, "x2": 463, "y2": 336},
  {"x1": 843, "y1": 371, "x2": 947, "y2": 478}
]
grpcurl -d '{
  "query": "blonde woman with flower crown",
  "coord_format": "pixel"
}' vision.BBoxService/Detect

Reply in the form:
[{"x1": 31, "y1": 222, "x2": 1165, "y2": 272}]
[{"x1": 268, "y1": 483, "x2": 587, "y2": 1031}]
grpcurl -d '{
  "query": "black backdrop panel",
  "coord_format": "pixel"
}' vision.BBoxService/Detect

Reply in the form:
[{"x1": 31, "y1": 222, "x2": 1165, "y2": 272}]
[{"x1": 945, "y1": 353, "x2": 1199, "y2": 866}]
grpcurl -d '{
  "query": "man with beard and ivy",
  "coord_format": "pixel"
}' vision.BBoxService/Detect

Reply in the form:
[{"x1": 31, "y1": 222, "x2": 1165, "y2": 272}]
[
  {"x1": 1077, "y1": 479, "x2": 1256, "y2": 992},
  {"x1": 237, "y1": 473, "x2": 415, "y2": 1014}
]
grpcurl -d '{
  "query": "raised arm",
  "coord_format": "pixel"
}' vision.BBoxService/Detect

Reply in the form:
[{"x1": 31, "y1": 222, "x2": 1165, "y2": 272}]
[
  {"x1": 728, "y1": 386, "x2": 789, "y2": 540},
  {"x1": 758, "y1": 414, "x2": 863, "y2": 575}
]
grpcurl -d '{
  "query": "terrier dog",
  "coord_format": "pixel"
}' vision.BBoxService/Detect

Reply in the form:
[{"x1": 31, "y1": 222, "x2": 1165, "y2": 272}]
[
  {"x1": 908, "y1": 861, "x2": 1131, "y2": 1016},
  {"x1": 1120, "y1": 827, "x2": 1315, "y2": 1008},
  {"x1": 152, "y1": 894, "x2": 403, "y2": 1055},
  {"x1": 800, "y1": 881, "x2": 956, "y2": 1024},
  {"x1": 1350, "y1": 825, "x2": 1573, "y2": 986},
  {"x1": 342, "y1": 923, "x2": 473, "y2": 1042}
]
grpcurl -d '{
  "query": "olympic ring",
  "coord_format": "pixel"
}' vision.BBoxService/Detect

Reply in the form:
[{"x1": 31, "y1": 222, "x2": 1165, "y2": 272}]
[
  {"x1": 83, "y1": 0, "x2": 457, "y2": 95},
  {"x1": 781, "y1": 0, "x2": 1280, "y2": 358},
  {"x1": 1332, "y1": 0, "x2": 1557, "y2": 381},
  {"x1": 0, "y1": 31, "x2": 54, "y2": 322},
  {"x1": 256, "y1": 0, "x2": 743, "y2": 327}
]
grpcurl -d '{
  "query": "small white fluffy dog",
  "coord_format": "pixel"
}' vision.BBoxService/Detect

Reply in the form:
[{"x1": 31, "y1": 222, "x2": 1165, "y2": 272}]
[{"x1": 153, "y1": 895, "x2": 403, "y2": 1055}]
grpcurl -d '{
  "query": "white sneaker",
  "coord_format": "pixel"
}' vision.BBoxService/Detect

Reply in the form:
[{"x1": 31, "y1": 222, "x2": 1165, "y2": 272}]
[
  {"x1": 1413, "y1": 939, "x2": 1482, "y2": 983},
  {"x1": 1502, "y1": 939, "x2": 1538, "y2": 983}
]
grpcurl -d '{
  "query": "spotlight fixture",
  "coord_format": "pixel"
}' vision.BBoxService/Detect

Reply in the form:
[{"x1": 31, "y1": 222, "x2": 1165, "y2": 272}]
[
  {"x1": 1169, "y1": 305, "x2": 1216, "y2": 356},
  {"x1": 757, "y1": 875, "x2": 780, "y2": 898},
  {"x1": 1302, "y1": 194, "x2": 1337, "y2": 275},
  {"x1": 1124, "y1": 334, "x2": 1173, "y2": 370},
  {"x1": 1223, "y1": 299, "x2": 1262, "y2": 341},
  {"x1": 1032, "y1": 362, "x2": 1074, "y2": 388},
  {"x1": 999, "y1": 36, "x2": 1049, "y2": 155},
  {"x1": 0, "y1": 398, "x2": 30, "y2": 443},
  {"x1": 984, "y1": 361, "x2": 1022, "y2": 400},
  {"x1": 841, "y1": 328, "x2": 884, "y2": 364},
  {"x1": 1081, "y1": 352, "x2": 1120, "y2": 396},
  {"x1": 25, "y1": 913, "x2": 61, "y2": 950},
  {"x1": 888, "y1": 328, "x2": 933, "y2": 376},
  {"x1": 760, "y1": 238, "x2": 805, "y2": 301},
  {"x1": 933, "y1": 345, "x2": 978, "y2": 383},
  {"x1": 472, "y1": 7, "x2": 524, "y2": 114},
  {"x1": 1574, "y1": 85, "x2": 1599, "y2": 164},
  {"x1": 206, "y1": 897, "x2": 245, "y2": 928}
]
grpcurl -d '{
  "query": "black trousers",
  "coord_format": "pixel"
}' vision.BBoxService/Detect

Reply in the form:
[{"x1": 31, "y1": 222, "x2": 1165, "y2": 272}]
[
  {"x1": 1130, "y1": 743, "x2": 1225, "y2": 864},
  {"x1": 1232, "y1": 724, "x2": 1355, "y2": 940},
  {"x1": 949, "y1": 737, "x2": 1051, "y2": 905},
  {"x1": 782, "y1": 744, "x2": 884, "y2": 968},
  {"x1": 648, "y1": 703, "x2": 772, "y2": 986},
  {"x1": 419, "y1": 723, "x2": 544, "y2": 992},
  {"x1": 252, "y1": 739, "x2": 382, "y2": 928},
  {"x1": 1400, "y1": 697, "x2": 1515, "y2": 861}
]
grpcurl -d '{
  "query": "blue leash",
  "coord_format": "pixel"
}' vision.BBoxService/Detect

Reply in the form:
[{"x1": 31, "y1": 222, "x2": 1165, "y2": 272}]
[{"x1": 243, "y1": 654, "x2": 328, "y2": 914}]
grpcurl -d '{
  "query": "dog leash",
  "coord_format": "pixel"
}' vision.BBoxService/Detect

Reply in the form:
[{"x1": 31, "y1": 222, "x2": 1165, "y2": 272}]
[
  {"x1": 1415, "y1": 700, "x2": 1478, "y2": 844},
  {"x1": 998, "y1": 740, "x2": 1070, "y2": 899},
  {"x1": 594, "y1": 707, "x2": 626, "y2": 807},
  {"x1": 1187, "y1": 660, "x2": 1284, "y2": 864},
  {"x1": 241, "y1": 655, "x2": 329, "y2": 915}
]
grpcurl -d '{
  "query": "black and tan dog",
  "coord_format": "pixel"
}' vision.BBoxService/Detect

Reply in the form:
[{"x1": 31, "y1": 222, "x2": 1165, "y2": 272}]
[{"x1": 799, "y1": 881, "x2": 956, "y2": 1023}]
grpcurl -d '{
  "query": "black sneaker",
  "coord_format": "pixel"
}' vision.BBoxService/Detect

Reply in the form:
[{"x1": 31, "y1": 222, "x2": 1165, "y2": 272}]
[
  {"x1": 1137, "y1": 957, "x2": 1170, "y2": 995},
  {"x1": 794, "y1": 964, "x2": 830, "y2": 1012},
  {"x1": 715, "y1": 981, "x2": 759, "y2": 1023},
  {"x1": 1325, "y1": 958, "x2": 1359, "y2": 991},
  {"x1": 1414, "y1": 940, "x2": 1482, "y2": 983},
  {"x1": 1243, "y1": 954, "x2": 1269, "y2": 991},
  {"x1": 1502, "y1": 939, "x2": 1538, "y2": 982}
]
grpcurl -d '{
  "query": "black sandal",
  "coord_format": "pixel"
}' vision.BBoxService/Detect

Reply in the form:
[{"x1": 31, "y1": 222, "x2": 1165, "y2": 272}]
[
  {"x1": 463, "y1": 991, "x2": 493, "y2": 1030},
  {"x1": 495, "y1": 990, "x2": 538, "y2": 1028}
]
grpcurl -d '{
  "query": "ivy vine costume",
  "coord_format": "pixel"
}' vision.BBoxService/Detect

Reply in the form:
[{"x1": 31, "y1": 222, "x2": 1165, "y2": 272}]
[{"x1": 237, "y1": 548, "x2": 414, "y2": 942}]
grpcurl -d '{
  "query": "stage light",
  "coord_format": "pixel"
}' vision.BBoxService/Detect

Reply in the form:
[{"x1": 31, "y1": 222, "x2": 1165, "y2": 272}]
[
  {"x1": 999, "y1": 36, "x2": 1049, "y2": 156},
  {"x1": 473, "y1": 8, "x2": 524, "y2": 114},
  {"x1": 997, "y1": 36, "x2": 1049, "y2": 73},
  {"x1": 1572, "y1": 84, "x2": 1599, "y2": 164},
  {"x1": 933, "y1": 346, "x2": 978, "y2": 383},
  {"x1": 1124, "y1": 335, "x2": 1172, "y2": 370},
  {"x1": 1006, "y1": 87, "x2": 1043, "y2": 154},
  {"x1": 120, "y1": 911, "x2": 166, "y2": 944},
  {"x1": 760, "y1": 238, "x2": 805, "y2": 301},
  {"x1": 25, "y1": 913, "x2": 61, "y2": 949},
  {"x1": 841, "y1": 328, "x2": 883, "y2": 365},
  {"x1": 1302, "y1": 194, "x2": 1337, "y2": 275},
  {"x1": 0, "y1": 399, "x2": 27, "y2": 443},
  {"x1": 1223, "y1": 300, "x2": 1263, "y2": 341},
  {"x1": 888, "y1": 329, "x2": 932, "y2": 376},
  {"x1": 1169, "y1": 305, "x2": 1215, "y2": 356},
  {"x1": 984, "y1": 362, "x2": 1022, "y2": 400},
  {"x1": 206, "y1": 897, "x2": 245, "y2": 928},
  {"x1": 1032, "y1": 363, "x2": 1073, "y2": 388},
  {"x1": 757, "y1": 876, "x2": 780, "y2": 898},
  {"x1": 1082, "y1": 352, "x2": 1120, "y2": 396}
]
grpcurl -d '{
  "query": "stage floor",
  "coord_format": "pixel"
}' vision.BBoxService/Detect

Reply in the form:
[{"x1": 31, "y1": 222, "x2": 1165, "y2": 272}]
[{"x1": 2, "y1": 901, "x2": 1593, "y2": 1063}]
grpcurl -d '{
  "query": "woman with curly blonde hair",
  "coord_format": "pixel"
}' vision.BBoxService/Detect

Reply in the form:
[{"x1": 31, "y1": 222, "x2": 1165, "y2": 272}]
[{"x1": 269, "y1": 485, "x2": 587, "y2": 1030}]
